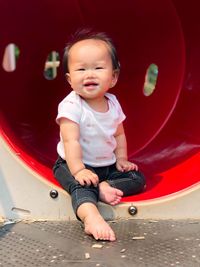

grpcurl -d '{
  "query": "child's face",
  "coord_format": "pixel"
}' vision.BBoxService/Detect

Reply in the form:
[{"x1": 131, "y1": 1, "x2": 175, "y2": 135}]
[{"x1": 66, "y1": 39, "x2": 118, "y2": 100}]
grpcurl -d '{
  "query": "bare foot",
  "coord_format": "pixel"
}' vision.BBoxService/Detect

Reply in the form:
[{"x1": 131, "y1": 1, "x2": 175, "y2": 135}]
[
  {"x1": 84, "y1": 214, "x2": 116, "y2": 241},
  {"x1": 99, "y1": 181, "x2": 123, "y2": 205}
]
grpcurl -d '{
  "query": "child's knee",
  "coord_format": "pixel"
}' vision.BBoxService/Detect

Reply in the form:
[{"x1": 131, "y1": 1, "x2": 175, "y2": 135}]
[
  {"x1": 132, "y1": 170, "x2": 146, "y2": 192},
  {"x1": 137, "y1": 170, "x2": 146, "y2": 184}
]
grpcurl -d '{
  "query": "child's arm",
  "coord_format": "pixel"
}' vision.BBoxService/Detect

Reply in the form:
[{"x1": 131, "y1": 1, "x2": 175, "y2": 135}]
[
  {"x1": 114, "y1": 123, "x2": 138, "y2": 172},
  {"x1": 60, "y1": 118, "x2": 99, "y2": 186}
]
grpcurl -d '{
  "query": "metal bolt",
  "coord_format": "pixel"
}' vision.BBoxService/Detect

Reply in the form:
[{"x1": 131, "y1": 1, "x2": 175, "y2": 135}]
[
  {"x1": 50, "y1": 189, "x2": 58, "y2": 199},
  {"x1": 128, "y1": 205, "x2": 137, "y2": 216}
]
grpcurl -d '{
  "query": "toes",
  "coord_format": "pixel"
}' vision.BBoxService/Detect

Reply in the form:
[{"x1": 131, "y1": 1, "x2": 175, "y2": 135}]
[
  {"x1": 110, "y1": 197, "x2": 122, "y2": 206},
  {"x1": 94, "y1": 231, "x2": 103, "y2": 240},
  {"x1": 92, "y1": 227, "x2": 116, "y2": 241},
  {"x1": 116, "y1": 189, "x2": 123, "y2": 196},
  {"x1": 101, "y1": 229, "x2": 116, "y2": 241},
  {"x1": 108, "y1": 230, "x2": 116, "y2": 241}
]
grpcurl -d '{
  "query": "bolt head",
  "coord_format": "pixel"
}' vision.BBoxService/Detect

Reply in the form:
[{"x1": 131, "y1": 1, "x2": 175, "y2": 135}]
[
  {"x1": 128, "y1": 206, "x2": 137, "y2": 216},
  {"x1": 50, "y1": 189, "x2": 58, "y2": 199}
]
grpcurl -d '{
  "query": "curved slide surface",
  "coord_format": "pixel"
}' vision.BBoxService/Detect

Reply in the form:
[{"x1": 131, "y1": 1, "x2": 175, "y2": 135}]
[{"x1": 1, "y1": 0, "x2": 200, "y2": 219}]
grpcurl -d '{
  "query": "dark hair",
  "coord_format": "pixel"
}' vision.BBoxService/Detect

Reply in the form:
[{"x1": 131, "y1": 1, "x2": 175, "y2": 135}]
[{"x1": 63, "y1": 28, "x2": 120, "y2": 74}]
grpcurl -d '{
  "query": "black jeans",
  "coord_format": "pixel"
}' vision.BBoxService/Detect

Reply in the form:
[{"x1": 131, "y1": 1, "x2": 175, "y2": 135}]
[{"x1": 53, "y1": 157, "x2": 146, "y2": 215}]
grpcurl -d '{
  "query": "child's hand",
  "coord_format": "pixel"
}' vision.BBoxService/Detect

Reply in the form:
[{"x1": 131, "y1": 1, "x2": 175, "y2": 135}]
[
  {"x1": 74, "y1": 169, "x2": 99, "y2": 187},
  {"x1": 116, "y1": 158, "x2": 138, "y2": 172}
]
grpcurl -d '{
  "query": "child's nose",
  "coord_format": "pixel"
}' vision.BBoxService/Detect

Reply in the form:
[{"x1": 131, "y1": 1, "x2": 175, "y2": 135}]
[{"x1": 85, "y1": 69, "x2": 95, "y2": 78}]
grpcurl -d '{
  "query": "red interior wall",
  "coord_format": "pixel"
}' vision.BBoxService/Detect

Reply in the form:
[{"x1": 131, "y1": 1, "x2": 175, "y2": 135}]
[{"x1": 0, "y1": 0, "x2": 200, "y2": 201}]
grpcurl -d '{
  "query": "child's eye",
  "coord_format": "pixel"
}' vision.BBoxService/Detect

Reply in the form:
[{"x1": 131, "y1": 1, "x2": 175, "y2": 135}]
[
  {"x1": 95, "y1": 67, "x2": 103, "y2": 70},
  {"x1": 77, "y1": 68, "x2": 85, "y2": 71}
]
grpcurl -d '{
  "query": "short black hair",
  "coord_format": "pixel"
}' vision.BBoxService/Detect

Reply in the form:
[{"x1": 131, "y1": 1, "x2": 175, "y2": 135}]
[{"x1": 63, "y1": 28, "x2": 120, "y2": 74}]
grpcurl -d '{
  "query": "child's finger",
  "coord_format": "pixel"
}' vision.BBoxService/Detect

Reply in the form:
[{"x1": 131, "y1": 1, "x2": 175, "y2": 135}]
[
  {"x1": 78, "y1": 177, "x2": 86, "y2": 186},
  {"x1": 90, "y1": 173, "x2": 99, "y2": 186},
  {"x1": 131, "y1": 163, "x2": 138, "y2": 171},
  {"x1": 116, "y1": 162, "x2": 124, "y2": 172},
  {"x1": 83, "y1": 173, "x2": 98, "y2": 187}
]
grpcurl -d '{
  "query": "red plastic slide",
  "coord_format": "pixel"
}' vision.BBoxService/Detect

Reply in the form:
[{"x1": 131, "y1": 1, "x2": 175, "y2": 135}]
[{"x1": 1, "y1": 0, "x2": 200, "y2": 202}]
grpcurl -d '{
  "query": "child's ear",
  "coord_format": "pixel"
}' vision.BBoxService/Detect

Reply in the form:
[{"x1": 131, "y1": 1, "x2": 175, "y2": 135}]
[
  {"x1": 111, "y1": 70, "x2": 119, "y2": 88},
  {"x1": 66, "y1": 73, "x2": 71, "y2": 85}
]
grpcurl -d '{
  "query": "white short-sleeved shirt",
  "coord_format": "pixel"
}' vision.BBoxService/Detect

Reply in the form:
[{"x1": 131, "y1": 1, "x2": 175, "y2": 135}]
[{"x1": 56, "y1": 91, "x2": 126, "y2": 167}]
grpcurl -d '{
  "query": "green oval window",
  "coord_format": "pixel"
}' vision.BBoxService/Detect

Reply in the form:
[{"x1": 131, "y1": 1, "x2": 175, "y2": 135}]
[
  {"x1": 44, "y1": 51, "x2": 60, "y2": 80},
  {"x1": 143, "y1": 63, "x2": 158, "y2": 96}
]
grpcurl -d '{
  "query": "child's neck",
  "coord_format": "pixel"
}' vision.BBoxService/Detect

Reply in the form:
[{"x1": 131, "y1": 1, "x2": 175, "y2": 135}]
[{"x1": 84, "y1": 96, "x2": 109, "y2": 113}]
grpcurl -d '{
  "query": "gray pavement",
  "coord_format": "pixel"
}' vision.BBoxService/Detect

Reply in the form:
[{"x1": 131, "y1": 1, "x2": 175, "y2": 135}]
[{"x1": 0, "y1": 219, "x2": 200, "y2": 267}]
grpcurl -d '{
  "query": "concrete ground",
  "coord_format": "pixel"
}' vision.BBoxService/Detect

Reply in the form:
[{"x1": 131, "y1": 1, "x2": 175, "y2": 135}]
[{"x1": 0, "y1": 219, "x2": 200, "y2": 267}]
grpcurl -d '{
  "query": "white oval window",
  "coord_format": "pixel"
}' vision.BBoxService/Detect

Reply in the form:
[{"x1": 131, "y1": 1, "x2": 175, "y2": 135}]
[{"x1": 2, "y1": 43, "x2": 20, "y2": 72}]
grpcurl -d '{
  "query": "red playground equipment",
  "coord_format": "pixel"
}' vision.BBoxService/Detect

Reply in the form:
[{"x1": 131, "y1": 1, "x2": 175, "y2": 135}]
[{"x1": 0, "y1": 0, "x2": 200, "y2": 219}]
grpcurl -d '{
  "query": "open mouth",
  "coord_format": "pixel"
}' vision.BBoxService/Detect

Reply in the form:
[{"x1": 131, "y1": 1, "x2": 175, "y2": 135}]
[
  {"x1": 84, "y1": 82, "x2": 98, "y2": 86},
  {"x1": 84, "y1": 82, "x2": 98, "y2": 90}
]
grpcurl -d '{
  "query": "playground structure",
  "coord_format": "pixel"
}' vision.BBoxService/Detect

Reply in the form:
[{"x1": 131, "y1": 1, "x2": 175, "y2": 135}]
[{"x1": 0, "y1": 0, "x2": 200, "y2": 220}]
